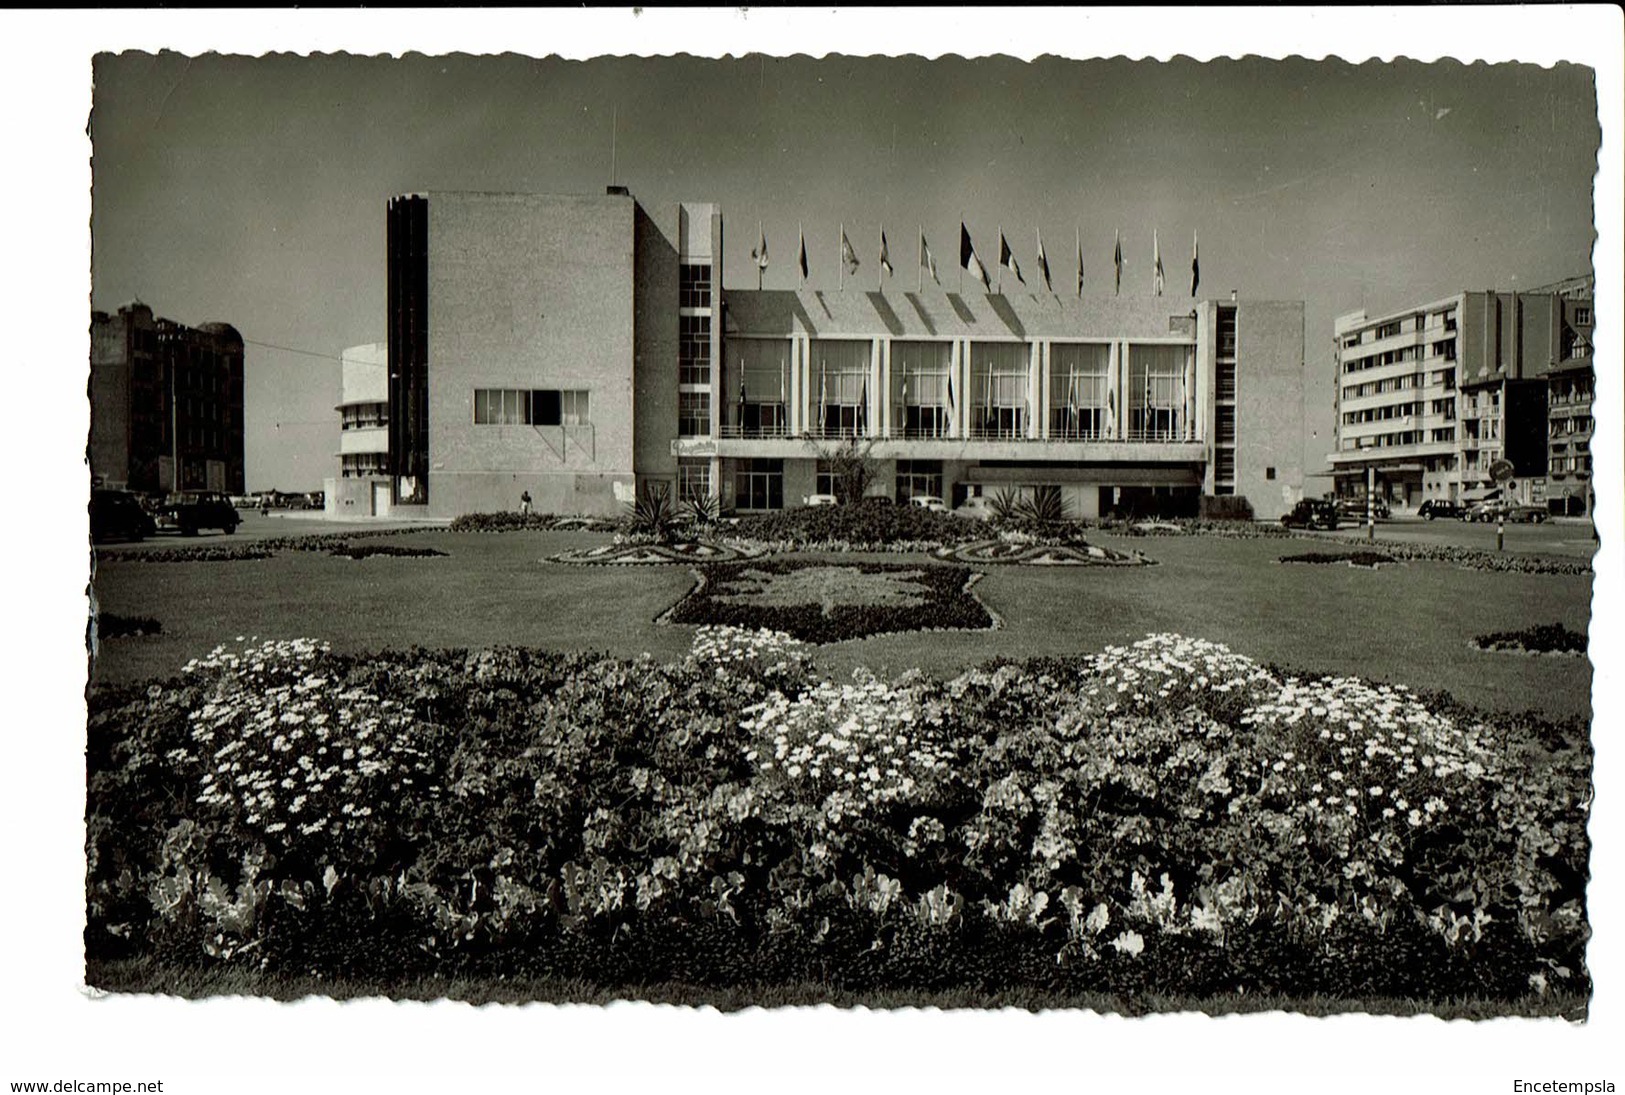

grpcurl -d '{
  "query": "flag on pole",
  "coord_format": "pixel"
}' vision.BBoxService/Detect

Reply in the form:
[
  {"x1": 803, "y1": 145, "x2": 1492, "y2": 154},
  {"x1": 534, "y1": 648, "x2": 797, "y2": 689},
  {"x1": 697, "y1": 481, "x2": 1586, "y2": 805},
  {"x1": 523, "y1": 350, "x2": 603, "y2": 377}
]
[
  {"x1": 1036, "y1": 229, "x2": 1052, "y2": 293},
  {"x1": 1153, "y1": 229, "x2": 1165, "y2": 297},
  {"x1": 920, "y1": 232, "x2": 940, "y2": 286},
  {"x1": 879, "y1": 229, "x2": 893, "y2": 278},
  {"x1": 818, "y1": 360, "x2": 828, "y2": 430},
  {"x1": 798, "y1": 224, "x2": 808, "y2": 283},
  {"x1": 961, "y1": 224, "x2": 990, "y2": 290},
  {"x1": 999, "y1": 233, "x2": 1024, "y2": 285},
  {"x1": 1076, "y1": 228, "x2": 1084, "y2": 298},
  {"x1": 1113, "y1": 230, "x2": 1123, "y2": 296},
  {"x1": 841, "y1": 228, "x2": 861, "y2": 276},
  {"x1": 751, "y1": 223, "x2": 769, "y2": 270},
  {"x1": 737, "y1": 363, "x2": 747, "y2": 431},
  {"x1": 1190, "y1": 232, "x2": 1200, "y2": 298}
]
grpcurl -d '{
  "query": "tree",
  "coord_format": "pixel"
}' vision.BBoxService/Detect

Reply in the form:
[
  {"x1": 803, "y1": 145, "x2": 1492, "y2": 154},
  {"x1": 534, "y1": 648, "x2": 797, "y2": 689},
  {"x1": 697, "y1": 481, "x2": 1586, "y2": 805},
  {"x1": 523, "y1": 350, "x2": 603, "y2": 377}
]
[{"x1": 810, "y1": 437, "x2": 882, "y2": 506}]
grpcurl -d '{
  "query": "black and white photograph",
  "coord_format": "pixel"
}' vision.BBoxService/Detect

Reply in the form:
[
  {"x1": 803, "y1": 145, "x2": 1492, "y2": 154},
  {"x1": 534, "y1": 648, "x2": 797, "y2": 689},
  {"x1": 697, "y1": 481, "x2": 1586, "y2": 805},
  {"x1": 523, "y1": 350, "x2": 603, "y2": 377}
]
[{"x1": 6, "y1": 8, "x2": 1623, "y2": 1094}]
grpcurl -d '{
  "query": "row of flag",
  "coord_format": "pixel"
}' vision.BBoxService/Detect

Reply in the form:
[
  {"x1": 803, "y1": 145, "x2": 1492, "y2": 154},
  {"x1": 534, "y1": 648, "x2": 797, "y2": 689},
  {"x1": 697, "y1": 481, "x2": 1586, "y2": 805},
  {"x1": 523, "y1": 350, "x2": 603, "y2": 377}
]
[{"x1": 750, "y1": 222, "x2": 1202, "y2": 297}]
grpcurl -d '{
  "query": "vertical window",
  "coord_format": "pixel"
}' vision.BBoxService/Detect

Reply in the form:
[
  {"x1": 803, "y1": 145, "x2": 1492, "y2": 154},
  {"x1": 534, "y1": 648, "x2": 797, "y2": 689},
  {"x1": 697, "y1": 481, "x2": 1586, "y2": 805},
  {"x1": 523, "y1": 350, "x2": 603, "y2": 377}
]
[
  {"x1": 679, "y1": 315, "x2": 712, "y2": 385},
  {"x1": 1127, "y1": 344, "x2": 1191, "y2": 441},
  {"x1": 969, "y1": 342, "x2": 1028, "y2": 439},
  {"x1": 726, "y1": 339, "x2": 790, "y2": 436},
  {"x1": 678, "y1": 391, "x2": 711, "y2": 438},
  {"x1": 1049, "y1": 343, "x2": 1109, "y2": 439},
  {"x1": 680, "y1": 263, "x2": 713, "y2": 309},
  {"x1": 810, "y1": 339, "x2": 873, "y2": 437},
  {"x1": 815, "y1": 461, "x2": 838, "y2": 498},
  {"x1": 677, "y1": 458, "x2": 712, "y2": 504},
  {"x1": 892, "y1": 341, "x2": 952, "y2": 438}
]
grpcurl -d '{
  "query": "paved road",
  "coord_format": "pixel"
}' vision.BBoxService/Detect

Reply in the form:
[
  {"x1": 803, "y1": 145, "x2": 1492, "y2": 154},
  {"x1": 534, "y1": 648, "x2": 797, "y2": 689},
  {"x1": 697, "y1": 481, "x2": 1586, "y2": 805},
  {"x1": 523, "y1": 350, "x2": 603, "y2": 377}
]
[
  {"x1": 95, "y1": 509, "x2": 450, "y2": 552},
  {"x1": 1302, "y1": 515, "x2": 1598, "y2": 559}
]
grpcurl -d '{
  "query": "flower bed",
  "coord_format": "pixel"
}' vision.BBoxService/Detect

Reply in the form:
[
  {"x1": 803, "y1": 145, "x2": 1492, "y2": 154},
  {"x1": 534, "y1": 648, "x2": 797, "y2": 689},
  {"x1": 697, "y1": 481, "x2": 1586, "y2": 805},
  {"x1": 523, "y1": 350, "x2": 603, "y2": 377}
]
[
  {"x1": 327, "y1": 544, "x2": 449, "y2": 560},
  {"x1": 1279, "y1": 551, "x2": 1398, "y2": 569},
  {"x1": 661, "y1": 559, "x2": 995, "y2": 643},
  {"x1": 112, "y1": 546, "x2": 276, "y2": 563},
  {"x1": 551, "y1": 541, "x2": 761, "y2": 566},
  {"x1": 731, "y1": 502, "x2": 984, "y2": 550},
  {"x1": 94, "y1": 613, "x2": 162, "y2": 639},
  {"x1": 935, "y1": 539, "x2": 1151, "y2": 566},
  {"x1": 85, "y1": 630, "x2": 1590, "y2": 1012},
  {"x1": 448, "y1": 512, "x2": 620, "y2": 534},
  {"x1": 1472, "y1": 623, "x2": 1587, "y2": 656}
]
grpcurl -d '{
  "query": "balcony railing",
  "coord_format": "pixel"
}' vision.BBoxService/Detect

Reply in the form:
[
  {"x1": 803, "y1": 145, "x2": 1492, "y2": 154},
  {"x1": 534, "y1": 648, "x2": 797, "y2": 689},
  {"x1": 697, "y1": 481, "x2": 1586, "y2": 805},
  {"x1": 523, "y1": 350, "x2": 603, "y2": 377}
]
[{"x1": 693, "y1": 426, "x2": 1202, "y2": 445}]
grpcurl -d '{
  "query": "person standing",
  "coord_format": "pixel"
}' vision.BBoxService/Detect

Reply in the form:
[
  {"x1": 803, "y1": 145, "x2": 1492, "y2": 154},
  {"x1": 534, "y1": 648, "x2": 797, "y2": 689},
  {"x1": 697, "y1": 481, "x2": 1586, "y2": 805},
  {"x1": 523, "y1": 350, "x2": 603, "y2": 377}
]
[{"x1": 520, "y1": 490, "x2": 532, "y2": 516}]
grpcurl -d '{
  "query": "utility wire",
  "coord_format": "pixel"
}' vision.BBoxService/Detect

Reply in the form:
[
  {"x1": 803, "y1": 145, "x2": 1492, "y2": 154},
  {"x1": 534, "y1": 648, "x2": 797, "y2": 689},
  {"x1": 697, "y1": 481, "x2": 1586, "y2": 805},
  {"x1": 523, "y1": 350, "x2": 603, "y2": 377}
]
[{"x1": 241, "y1": 338, "x2": 354, "y2": 364}]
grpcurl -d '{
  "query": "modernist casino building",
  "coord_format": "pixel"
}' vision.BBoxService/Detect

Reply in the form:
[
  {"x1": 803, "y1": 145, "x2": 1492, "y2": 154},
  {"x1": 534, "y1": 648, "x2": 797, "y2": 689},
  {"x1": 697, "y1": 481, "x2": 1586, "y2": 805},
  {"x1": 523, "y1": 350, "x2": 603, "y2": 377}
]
[{"x1": 363, "y1": 187, "x2": 1307, "y2": 521}]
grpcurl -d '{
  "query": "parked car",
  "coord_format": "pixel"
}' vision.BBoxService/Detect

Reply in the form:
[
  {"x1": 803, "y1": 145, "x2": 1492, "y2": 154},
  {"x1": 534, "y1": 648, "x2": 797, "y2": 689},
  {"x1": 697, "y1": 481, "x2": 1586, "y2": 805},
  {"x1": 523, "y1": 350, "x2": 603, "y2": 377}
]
[
  {"x1": 231, "y1": 494, "x2": 258, "y2": 509},
  {"x1": 154, "y1": 491, "x2": 242, "y2": 536},
  {"x1": 1418, "y1": 499, "x2": 1465, "y2": 521},
  {"x1": 1464, "y1": 501, "x2": 1509, "y2": 523},
  {"x1": 90, "y1": 489, "x2": 157, "y2": 543},
  {"x1": 1505, "y1": 504, "x2": 1550, "y2": 524},
  {"x1": 908, "y1": 495, "x2": 949, "y2": 513},
  {"x1": 802, "y1": 493, "x2": 839, "y2": 507},
  {"x1": 954, "y1": 495, "x2": 998, "y2": 521},
  {"x1": 1280, "y1": 499, "x2": 1341, "y2": 530},
  {"x1": 1335, "y1": 496, "x2": 1390, "y2": 520}
]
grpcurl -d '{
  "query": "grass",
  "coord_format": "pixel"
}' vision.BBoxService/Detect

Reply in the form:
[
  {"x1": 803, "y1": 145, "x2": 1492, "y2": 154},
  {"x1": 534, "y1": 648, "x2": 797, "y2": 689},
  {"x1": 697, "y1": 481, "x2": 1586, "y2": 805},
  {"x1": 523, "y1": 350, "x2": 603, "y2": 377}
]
[
  {"x1": 85, "y1": 956, "x2": 1586, "y2": 1020},
  {"x1": 87, "y1": 528, "x2": 1593, "y2": 718}
]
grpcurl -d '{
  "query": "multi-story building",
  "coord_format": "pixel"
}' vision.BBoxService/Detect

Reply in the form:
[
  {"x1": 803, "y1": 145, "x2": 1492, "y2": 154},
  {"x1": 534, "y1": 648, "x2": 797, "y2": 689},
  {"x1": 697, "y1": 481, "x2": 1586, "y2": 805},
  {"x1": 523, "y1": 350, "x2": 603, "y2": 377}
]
[
  {"x1": 383, "y1": 188, "x2": 1307, "y2": 520},
  {"x1": 324, "y1": 342, "x2": 392, "y2": 517},
  {"x1": 1538, "y1": 275, "x2": 1596, "y2": 517},
  {"x1": 1328, "y1": 281, "x2": 1593, "y2": 512},
  {"x1": 89, "y1": 302, "x2": 245, "y2": 495}
]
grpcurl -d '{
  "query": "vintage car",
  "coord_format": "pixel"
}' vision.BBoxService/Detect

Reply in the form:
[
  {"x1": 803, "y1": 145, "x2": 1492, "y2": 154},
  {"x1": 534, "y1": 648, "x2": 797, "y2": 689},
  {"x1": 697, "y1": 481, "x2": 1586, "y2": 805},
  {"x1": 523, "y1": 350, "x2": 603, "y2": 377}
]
[
  {"x1": 1418, "y1": 499, "x2": 1465, "y2": 521},
  {"x1": 154, "y1": 491, "x2": 242, "y2": 536},
  {"x1": 90, "y1": 489, "x2": 157, "y2": 543},
  {"x1": 1280, "y1": 498, "x2": 1341, "y2": 530}
]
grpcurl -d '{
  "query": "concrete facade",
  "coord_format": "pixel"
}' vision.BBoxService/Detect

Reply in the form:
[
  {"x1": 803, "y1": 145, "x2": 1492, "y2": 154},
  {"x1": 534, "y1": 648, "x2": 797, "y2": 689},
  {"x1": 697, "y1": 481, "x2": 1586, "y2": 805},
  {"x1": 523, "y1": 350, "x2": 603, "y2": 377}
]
[
  {"x1": 386, "y1": 189, "x2": 1307, "y2": 521},
  {"x1": 326, "y1": 342, "x2": 390, "y2": 518},
  {"x1": 1328, "y1": 279, "x2": 1593, "y2": 511},
  {"x1": 89, "y1": 302, "x2": 245, "y2": 495}
]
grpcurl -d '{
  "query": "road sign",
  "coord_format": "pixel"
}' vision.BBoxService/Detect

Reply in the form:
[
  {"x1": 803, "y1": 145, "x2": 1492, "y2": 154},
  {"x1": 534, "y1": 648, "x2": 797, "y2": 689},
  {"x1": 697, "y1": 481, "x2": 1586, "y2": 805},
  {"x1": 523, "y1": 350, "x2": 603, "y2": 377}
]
[{"x1": 1489, "y1": 458, "x2": 1516, "y2": 484}]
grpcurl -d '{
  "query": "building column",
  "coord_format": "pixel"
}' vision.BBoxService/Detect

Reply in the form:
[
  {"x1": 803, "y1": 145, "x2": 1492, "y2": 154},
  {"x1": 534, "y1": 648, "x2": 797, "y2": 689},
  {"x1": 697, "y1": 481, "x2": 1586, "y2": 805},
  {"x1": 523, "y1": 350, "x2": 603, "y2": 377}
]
[
  {"x1": 788, "y1": 339, "x2": 803, "y2": 436},
  {"x1": 1107, "y1": 341, "x2": 1123, "y2": 439},
  {"x1": 875, "y1": 338, "x2": 890, "y2": 437},
  {"x1": 1027, "y1": 341, "x2": 1042, "y2": 439}
]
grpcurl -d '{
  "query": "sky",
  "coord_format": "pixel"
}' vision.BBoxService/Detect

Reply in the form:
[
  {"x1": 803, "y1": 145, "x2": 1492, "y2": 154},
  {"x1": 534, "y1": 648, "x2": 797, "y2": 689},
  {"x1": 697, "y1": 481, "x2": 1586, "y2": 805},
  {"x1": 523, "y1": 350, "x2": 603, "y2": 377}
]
[
  {"x1": 8, "y1": 10, "x2": 1623, "y2": 1095},
  {"x1": 88, "y1": 49, "x2": 1598, "y2": 492}
]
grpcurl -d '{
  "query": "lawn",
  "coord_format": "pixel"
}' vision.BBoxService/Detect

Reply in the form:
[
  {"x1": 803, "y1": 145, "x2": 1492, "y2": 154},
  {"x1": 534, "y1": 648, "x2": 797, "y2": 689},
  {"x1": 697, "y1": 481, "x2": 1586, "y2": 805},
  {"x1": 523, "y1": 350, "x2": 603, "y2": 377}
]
[{"x1": 88, "y1": 527, "x2": 1592, "y2": 719}]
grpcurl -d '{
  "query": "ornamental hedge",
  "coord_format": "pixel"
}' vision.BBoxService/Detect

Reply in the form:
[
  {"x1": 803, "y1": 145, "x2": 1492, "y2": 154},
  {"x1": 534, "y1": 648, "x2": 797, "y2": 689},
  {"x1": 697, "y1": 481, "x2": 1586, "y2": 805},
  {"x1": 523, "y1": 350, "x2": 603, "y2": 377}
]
[{"x1": 85, "y1": 630, "x2": 1591, "y2": 1011}]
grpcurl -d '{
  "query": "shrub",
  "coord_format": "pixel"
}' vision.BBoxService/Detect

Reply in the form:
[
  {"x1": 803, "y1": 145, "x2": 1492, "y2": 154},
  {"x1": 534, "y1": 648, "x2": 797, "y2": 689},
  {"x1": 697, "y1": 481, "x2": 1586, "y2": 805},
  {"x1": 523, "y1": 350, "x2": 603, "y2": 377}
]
[
  {"x1": 731, "y1": 500, "x2": 980, "y2": 550},
  {"x1": 1279, "y1": 551, "x2": 1397, "y2": 568},
  {"x1": 1199, "y1": 495, "x2": 1255, "y2": 521},
  {"x1": 94, "y1": 613, "x2": 163, "y2": 639},
  {"x1": 328, "y1": 544, "x2": 449, "y2": 560},
  {"x1": 623, "y1": 482, "x2": 682, "y2": 544},
  {"x1": 1016, "y1": 485, "x2": 1071, "y2": 525},
  {"x1": 1473, "y1": 623, "x2": 1587, "y2": 655}
]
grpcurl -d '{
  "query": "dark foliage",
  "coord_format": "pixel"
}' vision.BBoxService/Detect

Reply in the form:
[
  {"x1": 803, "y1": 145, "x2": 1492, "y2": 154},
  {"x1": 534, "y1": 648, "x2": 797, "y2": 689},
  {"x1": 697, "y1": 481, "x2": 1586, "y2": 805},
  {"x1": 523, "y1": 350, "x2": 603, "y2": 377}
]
[
  {"x1": 1279, "y1": 551, "x2": 1398, "y2": 568},
  {"x1": 1473, "y1": 622, "x2": 1588, "y2": 655}
]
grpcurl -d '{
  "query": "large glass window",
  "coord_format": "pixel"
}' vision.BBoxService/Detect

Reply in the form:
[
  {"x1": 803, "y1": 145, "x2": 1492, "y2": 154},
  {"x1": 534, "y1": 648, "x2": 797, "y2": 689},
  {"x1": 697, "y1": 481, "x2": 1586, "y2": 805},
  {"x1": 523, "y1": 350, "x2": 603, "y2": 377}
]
[
  {"x1": 735, "y1": 459, "x2": 784, "y2": 511},
  {"x1": 341, "y1": 402, "x2": 389, "y2": 430},
  {"x1": 895, "y1": 459, "x2": 944, "y2": 502},
  {"x1": 726, "y1": 339, "x2": 790, "y2": 437},
  {"x1": 341, "y1": 453, "x2": 389, "y2": 478},
  {"x1": 1127, "y1": 344, "x2": 1191, "y2": 441},
  {"x1": 969, "y1": 342, "x2": 1028, "y2": 439},
  {"x1": 1049, "y1": 343, "x2": 1110, "y2": 439},
  {"x1": 810, "y1": 340, "x2": 873, "y2": 437},
  {"x1": 892, "y1": 341, "x2": 952, "y2": 438}
]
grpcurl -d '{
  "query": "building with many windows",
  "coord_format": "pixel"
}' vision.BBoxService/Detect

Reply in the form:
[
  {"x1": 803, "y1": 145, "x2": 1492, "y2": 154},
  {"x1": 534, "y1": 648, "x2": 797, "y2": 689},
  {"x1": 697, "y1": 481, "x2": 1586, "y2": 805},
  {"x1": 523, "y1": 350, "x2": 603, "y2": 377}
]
[
  {"x1": 383, "y1": 188, "x2": 1307, "y2": 520},
  {"x1": 1327, "y1": 279, "x2": 1594, "y2": 512},
  {"x1": 323, "y1": 342, "x2": 392, "y2": 517},
  {"x1": 89, "y1": 302, "x2": 245, "y2": 495},
  {"x1": 1541, "y1": 275, "x2": 1596, "y2": 516}
]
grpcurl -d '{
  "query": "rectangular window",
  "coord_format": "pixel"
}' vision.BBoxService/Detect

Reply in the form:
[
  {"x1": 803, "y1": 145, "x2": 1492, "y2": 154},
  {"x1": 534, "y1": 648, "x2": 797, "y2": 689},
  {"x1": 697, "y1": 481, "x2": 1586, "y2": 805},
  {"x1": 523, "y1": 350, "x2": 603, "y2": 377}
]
[
  {"x1": 810, "y1": 339, "x2": 873, "y2": 437},
  {"x1": 680, "y1": 263, "x2": 713, "y2": 310},
  {"x1": 1049, "y1": 342, "x2": 1110, "y2": 439},
  {"x1": 815, "y1": 460, "x2": 837, "y2": 498},
  {"x1": 472, "y1": 389, "x2": 588, "y2": 426},
  {"x1": 1575, "y1": 306, "x2": 1592, "y2": 326},
  {"x1": 1214, "y1": 448, "x2": 1236, "y2": 481},
  {"x1": 893, "y1": 341, "x2": 953, "y2": 438},
  {"x1": 1215, "y1": 405, "x2": 1236, "y2": 445},
  {"x1": 677, "y1": 458, "x2": 712, "y2": 504},
  {"x1": 1127, "y1": 343, "x2": 1192, "y2": 441},
  {"x1": 970, "y1": 341, "x2": 1029, "y2": 439},
  {"x1": 726, "y1": 339, "x2": 790, "y2": 436},
  {"x1": 895, "y1": 459, "x2": 944, "y2": 503},
  {"x1": 679, "y1": 315, "x2": 712, "y2": 386},
  {"x1": 1376, "y1": 321, "x2": 1403, "y2": 339},
  {"x1": 678, "y1": 391, "x2": 711, "y2": 438},
  {"x1": 1217, "y1": 306, "x2": 1238, "y2": 359},
  {"x1": 735, "y1": 458, "x2": 783, "y2": 511}
]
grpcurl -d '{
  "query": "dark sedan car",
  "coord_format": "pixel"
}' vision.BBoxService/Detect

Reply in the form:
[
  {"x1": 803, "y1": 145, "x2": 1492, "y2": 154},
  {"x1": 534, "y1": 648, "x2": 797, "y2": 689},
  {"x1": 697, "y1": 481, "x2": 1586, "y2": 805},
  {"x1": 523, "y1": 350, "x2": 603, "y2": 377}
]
[
  {"x1": 90, "y1": 489, "x2": 157, "y2": 543},
  {"x1": 154, "y1": 491, "x2": 242, "y2": 536},
  {"x1": 1418, "y1": 499, "x2": 1465, "y2": 521},
  {"x1": 1280, "y1": 499, "x2": 1341, "y2": 530}
]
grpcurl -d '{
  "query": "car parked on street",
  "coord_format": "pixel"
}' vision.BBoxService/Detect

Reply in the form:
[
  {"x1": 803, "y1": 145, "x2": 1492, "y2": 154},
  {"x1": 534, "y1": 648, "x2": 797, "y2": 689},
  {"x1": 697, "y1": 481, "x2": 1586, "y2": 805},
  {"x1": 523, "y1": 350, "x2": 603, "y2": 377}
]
[
  {"x1": 1464, "y1": 501, "x2": 1510, "y2": 523},
  {"x1": 1280, "y1": 499, "x2": 1341, "y2": 530},
  {"x1": 1505, "y1": 504, "x2": 1550, "y2": 524},
  {"x1": 1335, "y1": 496, "x2": 1390, "y2": 521},
  {"x1": 802, "y1": 493, "x2": 839, "y2": 507},
  {"x1": 90, "y1": 489, "x2": 158, "y2": 543},
  {"x1": 1418, "y1": 499, "x2": 1465, "y2": 521},
  {"x1": 154, "y1": 491, "x2": 242, "y2": 536},
  {"x1": 954, "y1": 495, "x2": 997, "y2": 521},
  {"x1": 908, "y1": 495, "x2": 950, "y2": 513}
]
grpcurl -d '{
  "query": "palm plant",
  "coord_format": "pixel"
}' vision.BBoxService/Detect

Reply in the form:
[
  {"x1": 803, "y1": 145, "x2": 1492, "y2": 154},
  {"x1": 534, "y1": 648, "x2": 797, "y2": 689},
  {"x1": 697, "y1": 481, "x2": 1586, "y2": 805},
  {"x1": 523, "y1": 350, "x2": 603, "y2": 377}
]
[
  {"x1": 1017, "y1": 484, "x2": 1071, "y2": 525},
  {"x1": 988, "y1": 487, "x2": 1024, "y2": 523},
  {"x1": 681, "y1": 490, "x2": 722, "y2": 529},
  {"x1": 624, "y1": 481, "x2": 681, "y2": 543}
]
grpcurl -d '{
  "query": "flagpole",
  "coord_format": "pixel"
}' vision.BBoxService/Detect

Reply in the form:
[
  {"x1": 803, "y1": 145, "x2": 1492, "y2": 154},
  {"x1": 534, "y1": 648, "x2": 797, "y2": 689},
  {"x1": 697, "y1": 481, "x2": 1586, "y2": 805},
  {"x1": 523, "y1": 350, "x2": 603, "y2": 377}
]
[
  {"x1": 758, "y1": 220, "x2": 764, "y2": 291},
  {"x1": 958, "y1": 214, "x2": 964, "y2": 295},
  {"x1": 1076, "y1": 225, "x2": 1082, "y2": 300},
  {"x1": 798, "y1": 221, "x2": 805, "y2": 289},
  {"x1": 878, "y1": 223, "x2": 883, "y2": 293},
  {"x1": 839, "y1": 223, "x2": 844, "y2": 292},
  {"x1": 996, "y1": 224, "x2": 1003, "y2": 294},
  {"x1": 918, "y1": 225, "x2": 923, "y2": 294}
]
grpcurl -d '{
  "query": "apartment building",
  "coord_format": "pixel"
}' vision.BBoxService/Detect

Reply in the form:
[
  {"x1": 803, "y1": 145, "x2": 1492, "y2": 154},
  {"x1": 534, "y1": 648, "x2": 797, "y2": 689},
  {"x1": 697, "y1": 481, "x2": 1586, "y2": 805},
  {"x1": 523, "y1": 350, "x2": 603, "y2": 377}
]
[
  {"x1": 383, "y1": 188, "x2": 1308, "y2": 520},
  {"x1": 324, "y1": 342, "x2": 391, "y2": 517},
  {"x1": 89, "y1": 302, "x2": 246, "y2": 495},
  {"x1": 1328, "y1": 280, "x2": 1593, "y2": 511}
]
